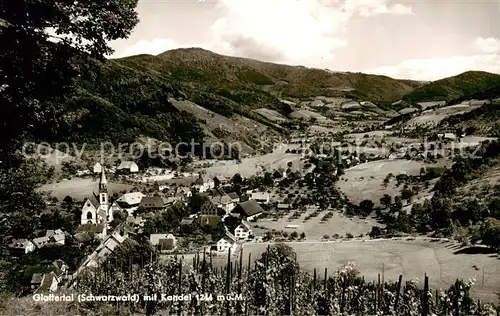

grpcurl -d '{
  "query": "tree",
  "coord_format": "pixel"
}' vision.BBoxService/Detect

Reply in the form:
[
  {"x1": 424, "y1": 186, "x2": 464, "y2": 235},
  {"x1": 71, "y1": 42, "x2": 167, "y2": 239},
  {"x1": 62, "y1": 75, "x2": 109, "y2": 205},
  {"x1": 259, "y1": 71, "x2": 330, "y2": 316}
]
[
  {"x1": 1, "y1": 0, "x2": 139, "y2": 156},
  {"x1": 232, "y1": 173, "x2": 243, "y2": 185},
  {"x1": 380, "y1": 194, "x2": 392, "y2": 209},
  {"x1": 359, "y1": 199, "x2": 374, "y2": 216}
]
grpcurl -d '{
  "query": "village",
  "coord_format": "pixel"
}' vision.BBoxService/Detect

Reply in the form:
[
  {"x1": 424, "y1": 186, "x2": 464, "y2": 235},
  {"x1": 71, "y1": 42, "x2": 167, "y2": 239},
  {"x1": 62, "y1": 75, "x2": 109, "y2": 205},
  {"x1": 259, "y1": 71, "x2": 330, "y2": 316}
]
[{"x1": 8, "y1": 105, "x2": 500, "y2": 299}]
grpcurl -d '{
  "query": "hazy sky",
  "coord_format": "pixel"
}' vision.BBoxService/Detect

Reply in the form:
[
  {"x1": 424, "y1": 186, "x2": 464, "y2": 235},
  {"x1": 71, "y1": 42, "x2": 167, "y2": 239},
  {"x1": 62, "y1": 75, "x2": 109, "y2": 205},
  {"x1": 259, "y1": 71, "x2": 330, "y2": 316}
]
[{"x1": 110, "y1": 0, "x2": 500, "y2": 81}]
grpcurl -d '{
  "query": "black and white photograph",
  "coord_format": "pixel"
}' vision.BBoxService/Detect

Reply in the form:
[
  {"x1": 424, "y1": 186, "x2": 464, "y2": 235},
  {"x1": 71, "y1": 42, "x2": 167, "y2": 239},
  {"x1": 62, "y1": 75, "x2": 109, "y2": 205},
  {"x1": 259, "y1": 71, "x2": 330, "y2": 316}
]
[{"x1": 1, "y1": 0, "x2": 500, "y2": 315}]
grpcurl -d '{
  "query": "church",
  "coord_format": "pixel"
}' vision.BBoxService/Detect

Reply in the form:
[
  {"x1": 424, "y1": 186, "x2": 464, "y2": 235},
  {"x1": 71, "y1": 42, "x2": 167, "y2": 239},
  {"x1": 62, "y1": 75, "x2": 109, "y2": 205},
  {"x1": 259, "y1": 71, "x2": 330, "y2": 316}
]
[{"x1": 81, "y1": 168, "x2": 114, "y2": 226}]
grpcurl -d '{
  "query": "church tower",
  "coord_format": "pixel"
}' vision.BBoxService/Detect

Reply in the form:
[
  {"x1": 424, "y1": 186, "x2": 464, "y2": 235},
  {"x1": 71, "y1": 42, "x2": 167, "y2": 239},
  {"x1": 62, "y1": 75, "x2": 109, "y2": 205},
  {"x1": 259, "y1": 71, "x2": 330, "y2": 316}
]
[{"x1": 98, "y1": 168, "x2": 111, "y2": 224}]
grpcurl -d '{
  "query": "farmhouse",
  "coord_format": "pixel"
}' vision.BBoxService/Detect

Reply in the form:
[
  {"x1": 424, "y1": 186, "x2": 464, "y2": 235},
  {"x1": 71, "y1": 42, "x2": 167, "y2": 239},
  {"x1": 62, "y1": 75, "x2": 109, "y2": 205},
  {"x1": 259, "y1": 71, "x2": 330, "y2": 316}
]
[
  {"x1": 117, "y1": 161, "x2": 139, "y2": 173},
  {"x1": 200, "y1": 199, "x2": 218, "y2": 216},
  {"x1": 52, "y1": 259, "x2": 69, "y2": 281},
  {"x1": 234, "y1": 220, "x2": 252, "y2": 240},
  {"x1": 75, "y1": 223, "x2": 107, "y2": 240},
  {"x1": 231, "y1": 200, "x2": 264, "y2": 220},
  {"x1": 139, "y1": 196, "x2": 165, "y2": 211},
  {"x1": 217, "y1": 232, "x2": 237, "y2": 253},
  {"x1": 115, "y1": 192, "x2": 146, "y2": 215}
]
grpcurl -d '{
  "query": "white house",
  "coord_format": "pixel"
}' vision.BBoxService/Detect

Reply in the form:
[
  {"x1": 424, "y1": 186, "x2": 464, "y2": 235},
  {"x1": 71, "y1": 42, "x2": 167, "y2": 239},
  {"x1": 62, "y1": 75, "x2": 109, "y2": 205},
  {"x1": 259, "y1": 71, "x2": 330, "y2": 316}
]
[
  {"x1": 234, "y1": 220, "x2": 252, "y2": 240},
  {"x1": 217, "y1": 232, "x2": 237, "y2": 253},
  {"x1": 93, "y1": 162, "x2": 102, "y2": 174},
  {"x1": 250, "y1": 191, "x2": 270, "y2": 204},
  {"x1": 33, "y1": 236, "x2": 50, "y2": 248},
  {"x1": 117, "y1": 161, "x2": 139, "y2": 173},
  {"x1": 193, "y1": 176, "x2": 215, "y2": 193}
]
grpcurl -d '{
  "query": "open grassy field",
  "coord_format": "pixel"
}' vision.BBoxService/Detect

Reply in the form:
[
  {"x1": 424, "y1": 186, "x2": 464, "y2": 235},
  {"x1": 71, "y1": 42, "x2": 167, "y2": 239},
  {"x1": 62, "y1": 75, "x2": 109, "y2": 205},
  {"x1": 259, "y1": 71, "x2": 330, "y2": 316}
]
[
  {"x1": 405, "y1": 104, "x2": 482, "y2": 128},
  {"x1": 336, "y1": 159, "x2": 426, "y2": 205},
  {"x1": 253, "y1": 208, "x2": 380, "y2": 239},
  {"x1": 38, "y1": 178, "x2": 133, "y2": 201},
  {"x1": 201, "y1": 151, "x2": 303, "y2": 178},
  {"x1": 241, "y1": 240, "x2": 500, "y2": 302}
]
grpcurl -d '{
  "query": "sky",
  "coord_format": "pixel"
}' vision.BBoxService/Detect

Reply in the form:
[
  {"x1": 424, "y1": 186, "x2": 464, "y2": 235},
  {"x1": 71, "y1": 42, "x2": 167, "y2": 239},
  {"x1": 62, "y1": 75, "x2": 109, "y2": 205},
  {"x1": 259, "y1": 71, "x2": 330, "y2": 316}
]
[{"x1": 110, "y1": 0, "x2": 500, "y2": 81}]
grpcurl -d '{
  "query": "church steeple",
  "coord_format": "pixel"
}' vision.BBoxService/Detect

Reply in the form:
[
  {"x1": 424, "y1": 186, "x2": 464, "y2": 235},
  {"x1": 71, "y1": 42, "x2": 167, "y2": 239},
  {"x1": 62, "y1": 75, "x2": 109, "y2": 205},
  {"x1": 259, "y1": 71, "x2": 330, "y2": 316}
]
[{"x1": 99, "y1": 167, "x2": 107, "y2": 193}]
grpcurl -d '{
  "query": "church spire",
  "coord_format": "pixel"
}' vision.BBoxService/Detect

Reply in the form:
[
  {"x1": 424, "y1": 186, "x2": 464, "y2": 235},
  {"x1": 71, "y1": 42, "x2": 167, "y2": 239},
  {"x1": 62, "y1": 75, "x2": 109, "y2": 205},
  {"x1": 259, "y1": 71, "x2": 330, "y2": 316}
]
[{"x1": 99, "y1": 167, "x2": 107, "y2": 192}]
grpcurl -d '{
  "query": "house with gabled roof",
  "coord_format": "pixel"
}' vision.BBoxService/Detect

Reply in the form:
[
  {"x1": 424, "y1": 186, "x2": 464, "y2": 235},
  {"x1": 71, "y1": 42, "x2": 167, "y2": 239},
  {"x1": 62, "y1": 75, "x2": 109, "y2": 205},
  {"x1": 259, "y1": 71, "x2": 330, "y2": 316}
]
[
  {"x1": 139, "y1": 196, "x2": 165, "y2": 211},
  {"x1": 234, "y1": 220, "x2": 252, "y2": 240},
  {"x1": 231, "y1": 200, "x2": 264, "y2": 220},
  {"x1": 213, "y1": 175, "x2": 228, "y2": 187},
  {"x1": 217, "y1": 231, "x2": 237, "y2": 253},
  {"x1": 193, "y1": 175, "x2": 215, "y2": 193},
  {"x1": 117, "y1": 161, "x2": 139, "y2": 173}
]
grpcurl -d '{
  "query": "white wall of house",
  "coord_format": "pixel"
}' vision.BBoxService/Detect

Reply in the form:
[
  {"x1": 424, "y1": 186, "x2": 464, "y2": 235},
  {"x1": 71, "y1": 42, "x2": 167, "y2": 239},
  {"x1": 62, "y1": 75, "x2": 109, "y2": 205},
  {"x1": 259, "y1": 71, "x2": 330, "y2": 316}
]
[
  {"x1": 217, "y1": 239, "x2": 234, "y2": 253},
  {"x1": 234, "y1": 226, "x2": 251, "y2": 240}
]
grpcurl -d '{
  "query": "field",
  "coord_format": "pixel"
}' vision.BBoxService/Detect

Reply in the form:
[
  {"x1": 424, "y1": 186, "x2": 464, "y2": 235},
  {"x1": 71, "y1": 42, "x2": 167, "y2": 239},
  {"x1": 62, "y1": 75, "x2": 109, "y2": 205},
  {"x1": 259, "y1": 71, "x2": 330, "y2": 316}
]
[
  {"x1": 253, "y1": 208, "x2": 379, "y2": 239},
  {"x1": 38, "y1": 178, "x2": 133, "y2": 200},
  {"x1": 201, "y1": 150, "x2": 303, "y2": 178},
  {"x1": 241, "y1": 240, "x2": 500, "y2": 302},
  {"x1": 336, "y1": 159, "x2": 426, "y2": 205},
  {"x1": 405, "y1": 104, "x2": 481, "y2": 128}
]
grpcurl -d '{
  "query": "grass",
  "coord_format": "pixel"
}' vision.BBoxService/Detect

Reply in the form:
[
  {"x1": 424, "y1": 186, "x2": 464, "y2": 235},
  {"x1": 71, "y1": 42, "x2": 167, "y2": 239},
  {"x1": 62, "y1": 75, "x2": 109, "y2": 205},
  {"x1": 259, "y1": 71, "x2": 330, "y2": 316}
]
[
  {"x1": 200, "y1": 152, "x2": 303, "y2": 178},
  {"x1": 336, "y1": 159, "x2": 426, "y2": 205},
  {"x1": 242, "y1": 239, "x2": 500, "y2": 302},
  {"x1": 253, "y1": 208, "x2": 379, "y2": 239},
  {"x1": 38, "y1": 178, "x2": 133, "y2": 200}
]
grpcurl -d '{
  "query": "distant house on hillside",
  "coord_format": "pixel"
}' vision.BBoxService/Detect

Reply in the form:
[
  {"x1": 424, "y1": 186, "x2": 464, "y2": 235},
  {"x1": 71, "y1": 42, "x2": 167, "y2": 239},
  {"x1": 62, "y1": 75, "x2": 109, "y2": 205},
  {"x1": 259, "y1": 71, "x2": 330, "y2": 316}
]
[
  {"x1": 231, "y1": 200, "x2": 264, "y2": 220},
  {"x1": 93, "y1": 162, "x2": 102, "y2": 174},
  {"x1": 117, "y1": 161, "x2": 139, "y2": 173}
]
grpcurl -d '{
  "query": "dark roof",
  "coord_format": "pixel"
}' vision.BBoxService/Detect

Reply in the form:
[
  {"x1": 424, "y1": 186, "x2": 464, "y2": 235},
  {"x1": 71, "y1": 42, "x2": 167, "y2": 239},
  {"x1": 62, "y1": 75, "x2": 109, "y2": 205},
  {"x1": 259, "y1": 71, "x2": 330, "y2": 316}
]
[
  {"x1": 73, "y1": 232, "x2": 93, "y2": 243},
  {"x1": 85, "y1": 195, "x2": 100, "y2": 209},
  {"x1": 140, "y1": 196, "x2": 165, "y2": 208},
  {"x1": 76, "y1": 223, "x2": 105, "y2": 234},
  {"x1": 31, "y1": 273, "x2": 43, "y2": 284},
  {"x1": 34, "y1": 272, "x2": 56, "y2": 294},
  {"x1": 199, "y1": 215, "x2": 221, "y2": 227},
  {"x1": 227, "y1": 192, "x2": 239, "y2": 200},
  {"x1": 232, "y1": 200, "x2": 264, "y2": 217}
]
